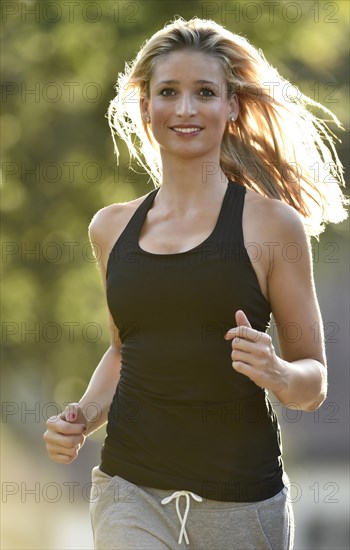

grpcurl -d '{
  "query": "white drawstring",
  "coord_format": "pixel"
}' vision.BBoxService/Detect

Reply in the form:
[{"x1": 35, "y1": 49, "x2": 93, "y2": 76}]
[{"x1": 161, "y1": 490, "x2": 203, "y2": 545}]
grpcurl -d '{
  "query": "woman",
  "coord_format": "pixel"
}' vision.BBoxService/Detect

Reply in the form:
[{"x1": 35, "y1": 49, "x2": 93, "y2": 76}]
[{"x1": 44, "y1": 17, "x2": 348, "y2": 550}]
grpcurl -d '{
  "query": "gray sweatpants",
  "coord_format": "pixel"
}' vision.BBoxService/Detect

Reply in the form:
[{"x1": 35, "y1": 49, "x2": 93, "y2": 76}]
[{"x1": 90, "y1": 466, "x2": 294, "y2": 550}]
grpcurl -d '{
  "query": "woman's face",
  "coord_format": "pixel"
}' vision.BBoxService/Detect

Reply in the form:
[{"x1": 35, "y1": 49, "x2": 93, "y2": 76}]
[{"x1": 142, "y1": 50, "x2": 238, "y2": 161}]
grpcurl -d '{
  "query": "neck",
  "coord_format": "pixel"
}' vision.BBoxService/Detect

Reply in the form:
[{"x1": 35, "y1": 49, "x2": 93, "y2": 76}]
[{"x1": 158, "y1": 153, "x2": 229, "y2": 211}]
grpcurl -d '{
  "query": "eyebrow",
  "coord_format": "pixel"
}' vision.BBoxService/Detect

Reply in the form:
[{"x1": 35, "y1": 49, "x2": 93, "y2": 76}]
[{"x1": 154, "y1": 79, "x2": 218, "y2": 86}]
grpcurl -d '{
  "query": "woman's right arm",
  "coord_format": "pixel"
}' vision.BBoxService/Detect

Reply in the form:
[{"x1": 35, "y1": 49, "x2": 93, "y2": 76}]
[
  {"x1": 43, "y1": 206, "x2": 123, "y2": 463},
  {"x1": 77, "y1": 342, "x2": 122, "y2": 436}
]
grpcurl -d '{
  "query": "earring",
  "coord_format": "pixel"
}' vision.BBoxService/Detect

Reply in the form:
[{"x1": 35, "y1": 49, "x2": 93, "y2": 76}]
[
  {"x1": 229, "y1": 113, "x2": 236, "y2": 122},
  {"x1": 146, "y1": 115, "x2": 151, "y2": 123}
]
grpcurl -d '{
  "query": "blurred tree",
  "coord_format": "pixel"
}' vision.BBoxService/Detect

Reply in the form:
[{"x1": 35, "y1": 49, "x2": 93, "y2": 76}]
[{"x1": 1, "y1": 0, "x2": 349, "y2": 456}]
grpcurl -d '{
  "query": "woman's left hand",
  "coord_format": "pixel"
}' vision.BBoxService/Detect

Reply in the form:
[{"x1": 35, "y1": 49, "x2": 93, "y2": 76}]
[{"x1": 224, "y1": 310, "x2": 287, "y2": 394}]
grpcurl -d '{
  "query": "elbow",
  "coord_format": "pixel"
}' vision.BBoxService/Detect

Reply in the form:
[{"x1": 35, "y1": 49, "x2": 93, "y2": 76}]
[
  {"x1": 303, "y1": 390, "x2": 327, "y2": 412},
  {"x1": 303, "y1": 359, "x2": 328, "y2": 411},
  {"x1": 303, "y1": 372, "x2": 328, "y2": 412}
]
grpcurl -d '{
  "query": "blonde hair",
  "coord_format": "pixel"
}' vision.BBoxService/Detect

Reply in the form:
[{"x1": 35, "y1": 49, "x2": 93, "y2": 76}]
[{"x1": 107, "y1": 17, "x2": 348, "y2": 236}]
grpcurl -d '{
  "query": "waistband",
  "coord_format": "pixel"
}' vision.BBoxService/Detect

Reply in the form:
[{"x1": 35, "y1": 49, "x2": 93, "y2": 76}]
[
  {"x1": 161, "y1": 490, "x2": 203, "y2": 545},
  {"x1": 92, "y1": 466, "x2": 290, "y2": 547}
]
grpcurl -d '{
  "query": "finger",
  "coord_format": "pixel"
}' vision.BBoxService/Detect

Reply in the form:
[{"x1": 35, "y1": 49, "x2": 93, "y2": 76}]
[
  {"x1": 46, "y1": 414, "x2": 62, "y2": 426},
  {"x1": 232, "y1": 359, "x2": 251, "y2": 375},
  {"x1": 224, "y1": 310, "x2": 252, "y2": 340},
  {"x1": 224, "y1": 310, "x2": 258, "y2": 341},
  {"x1": 59, "y1": 422, "x2": 87, "y2": 436},
  {"x1": 61, "y1": 403, "x2": 86, "y2": 425},
  {"x1": 45, "y1": 417, "x2": 86, "y2": 437},
  {"x1": 225, "y1": 325, "x2": 261, "y2": 342},
  {"x1": 231, "y1": 349, "x2": 252, "y2": 365},
  {"x1": 232, "y1": 361, "x2": 264, "y2": 388},
  {"x1": 47, "y1": 437, "x2": 84, "y2": 454},
  {"x1": 50, "y1": 450, "x2": 80, "y2": 464},
  {"x1": 230, "y1": 337, "x2": 254, "y2": 352},
  {"x1": 46, "y1": 442, "x2": 80, "y2": 457},
  {"x1": 44, "y1": 431, "x2": 85, "y2": 449},
  {"x1": 235, "y1": 309, "x2": 252, "y2": 328}
]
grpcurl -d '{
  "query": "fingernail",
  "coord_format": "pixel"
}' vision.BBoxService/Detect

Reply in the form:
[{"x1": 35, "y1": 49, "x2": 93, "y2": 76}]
[{"x1": 66, "y1": 413, "x2": 76, "y2": 421}]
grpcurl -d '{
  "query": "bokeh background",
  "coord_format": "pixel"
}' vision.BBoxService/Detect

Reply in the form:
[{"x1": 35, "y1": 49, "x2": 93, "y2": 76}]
[{"x1": 1, "y1": 1, "x2": 349, "y2": 548}]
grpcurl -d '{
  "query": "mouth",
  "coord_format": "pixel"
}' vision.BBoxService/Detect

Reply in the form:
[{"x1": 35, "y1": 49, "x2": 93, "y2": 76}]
[{"x1": 170, "y1": 126, "x2": 203, "y2": 136}]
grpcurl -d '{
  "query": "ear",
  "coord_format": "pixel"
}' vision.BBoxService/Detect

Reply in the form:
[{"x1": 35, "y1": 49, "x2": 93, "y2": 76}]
[
  {"x1": 140, "y1": 94, "x2": 150, "y2": 124},
  {"x1": 228, "y1": 93, "x2": 239, "y2": 121}
]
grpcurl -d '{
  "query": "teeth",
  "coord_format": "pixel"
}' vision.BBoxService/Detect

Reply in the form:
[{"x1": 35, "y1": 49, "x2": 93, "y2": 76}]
[{"x1": 172, "y1": 127, "x2": 201, "y2": 133}]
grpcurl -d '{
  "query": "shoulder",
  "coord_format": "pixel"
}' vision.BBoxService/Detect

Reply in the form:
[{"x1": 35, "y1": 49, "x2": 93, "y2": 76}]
[
  {"x1": 88, "y1": 192, "x2": 151, "y2": 271},
  {"x1": 244, "y1": 187, "x2": 309, "y2": 246},
  {"x1": 242, "y1": 187, "x2": 312, "y2": 287},
  {"x1": 89, "y1": 193, "x2": 149, "y2": 245}
]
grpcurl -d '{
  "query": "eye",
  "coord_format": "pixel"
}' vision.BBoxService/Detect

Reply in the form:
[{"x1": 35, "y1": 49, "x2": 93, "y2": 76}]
[
  {"x1": 160, "y1": 88, "x2": 176, "y2": 97},
  {"x1": 199, "y1": 87, "x2": 216, "y2": 97}
]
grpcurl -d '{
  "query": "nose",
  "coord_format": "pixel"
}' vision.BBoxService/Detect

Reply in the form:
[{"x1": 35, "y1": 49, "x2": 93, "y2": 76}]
[{"x1": 175, "y1": 92, "x2": 197, "y2": 117}]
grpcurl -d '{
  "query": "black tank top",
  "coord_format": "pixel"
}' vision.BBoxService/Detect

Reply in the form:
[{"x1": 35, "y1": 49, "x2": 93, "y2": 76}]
[{"x1": 100, "y1": 180, "x2": 284, "y2": 501}]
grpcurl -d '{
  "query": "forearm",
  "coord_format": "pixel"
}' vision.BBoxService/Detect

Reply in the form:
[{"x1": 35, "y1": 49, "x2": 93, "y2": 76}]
[
  {"x1": 78, "y1": 345, "x2": 122, "y2": 435},
  {"x1": 274, "y1": 356, "x2": 327, "y2": 411}
]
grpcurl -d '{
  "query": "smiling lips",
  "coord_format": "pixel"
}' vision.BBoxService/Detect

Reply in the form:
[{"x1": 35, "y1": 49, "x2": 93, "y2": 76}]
[{"x1": 171, "y1": 125, "x2": 203, "y2": 135}]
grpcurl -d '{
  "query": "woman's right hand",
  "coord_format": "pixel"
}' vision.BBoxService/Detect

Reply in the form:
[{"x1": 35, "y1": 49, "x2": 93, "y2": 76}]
[{"x1": 43, "y1": 403, "x2": 87, "y2": 464}]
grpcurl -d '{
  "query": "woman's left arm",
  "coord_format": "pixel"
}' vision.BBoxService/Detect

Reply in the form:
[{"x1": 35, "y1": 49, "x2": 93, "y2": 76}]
[{"x1": 225, "y1": 201, "x2": 327, "y2": 411}]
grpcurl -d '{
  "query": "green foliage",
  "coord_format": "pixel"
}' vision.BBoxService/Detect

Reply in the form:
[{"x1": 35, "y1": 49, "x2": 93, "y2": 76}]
[{"x1": 2, "y1": 0, "x2": 349, "y2": 412}]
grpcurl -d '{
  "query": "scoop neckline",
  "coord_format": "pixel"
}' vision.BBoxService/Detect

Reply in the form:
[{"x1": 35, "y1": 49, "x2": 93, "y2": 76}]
[{"x1": 136, "y1": 181, "x2": 233, "y2": 257}]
